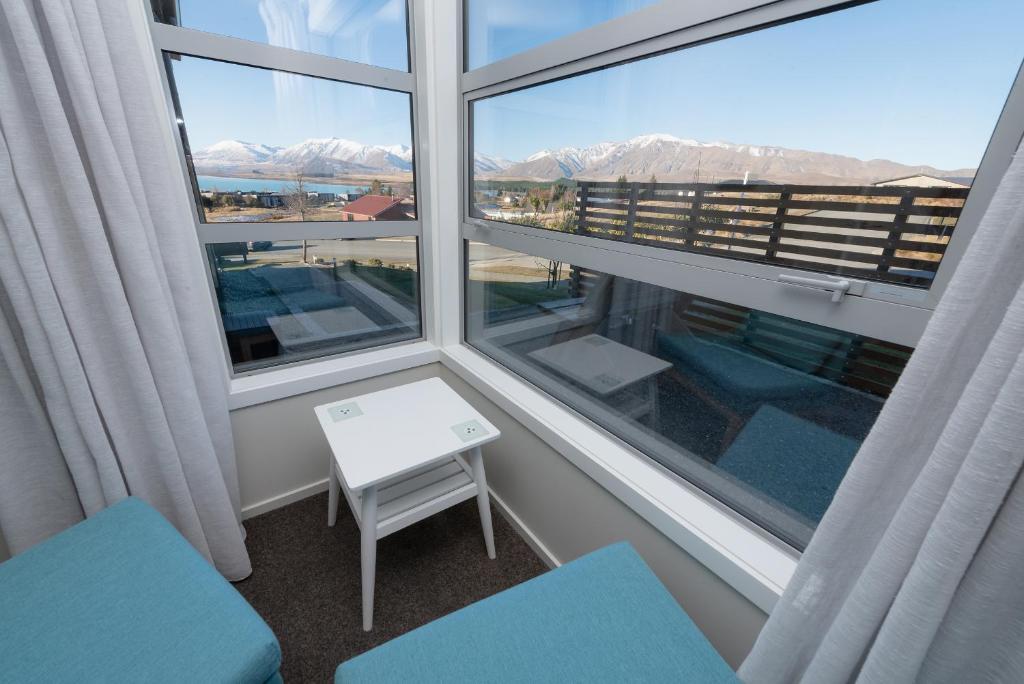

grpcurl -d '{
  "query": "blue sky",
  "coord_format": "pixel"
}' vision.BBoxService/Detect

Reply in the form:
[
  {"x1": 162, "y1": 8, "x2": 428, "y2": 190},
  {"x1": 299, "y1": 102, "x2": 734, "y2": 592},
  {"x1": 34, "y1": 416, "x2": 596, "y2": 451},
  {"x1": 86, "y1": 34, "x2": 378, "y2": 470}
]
[
  {"x1": 172, "y1": 0, "x2": 408, "y2": 70},
  {"x1": 170, "y1": 1, "x2": 1024, "y2": 170},
  {"x1": 473, "y1": 0, "x2": 1024, "y2": 170},
  {"x1": 172, "y1": 55, "x2": 414, "y2": 151}
]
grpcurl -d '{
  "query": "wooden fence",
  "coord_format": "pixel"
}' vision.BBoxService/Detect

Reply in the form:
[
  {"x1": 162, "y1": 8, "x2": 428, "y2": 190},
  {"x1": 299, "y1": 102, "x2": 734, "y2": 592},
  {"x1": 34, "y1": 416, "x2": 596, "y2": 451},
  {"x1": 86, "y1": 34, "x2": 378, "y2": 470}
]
[{"x1": 573, "y1": 180, "x2": 969, "y2": 287}]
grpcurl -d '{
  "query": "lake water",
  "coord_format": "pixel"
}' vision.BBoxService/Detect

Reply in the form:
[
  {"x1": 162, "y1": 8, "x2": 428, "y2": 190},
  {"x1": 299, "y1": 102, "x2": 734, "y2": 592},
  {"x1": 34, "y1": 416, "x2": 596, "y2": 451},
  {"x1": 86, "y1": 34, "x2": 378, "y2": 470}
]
[{"x1": 196, "y1": 175, "x2": 369, "y2": 195}]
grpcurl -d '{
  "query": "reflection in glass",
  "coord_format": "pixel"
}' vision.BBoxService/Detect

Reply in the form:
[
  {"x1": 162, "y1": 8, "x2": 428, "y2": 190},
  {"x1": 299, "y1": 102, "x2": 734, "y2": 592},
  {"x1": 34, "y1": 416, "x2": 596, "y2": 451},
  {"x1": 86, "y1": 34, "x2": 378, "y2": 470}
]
[
  {"x1": 470, "y1": 0, "x2": 1024, "y2": 287},
  {"x1": 209, "y1": 238, "x2": 420, "y2": 370},
  {"x1": 465, "y1": 0, "x2": 660, "y2": 69},
  {"x1": 465, "y1": 241, "x2": 913, "y2": 547},
  {"x1": 153, "y1": 0, "x2": 409, "y2": 71},
  {"x1": 167, "y1": 55, "x2": 415, "y2": 224}
]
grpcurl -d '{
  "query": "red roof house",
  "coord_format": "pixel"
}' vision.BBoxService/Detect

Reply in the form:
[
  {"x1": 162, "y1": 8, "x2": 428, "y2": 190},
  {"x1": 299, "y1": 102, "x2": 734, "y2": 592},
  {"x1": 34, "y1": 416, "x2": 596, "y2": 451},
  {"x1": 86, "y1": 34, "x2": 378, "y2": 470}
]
[{"x1": 340, "y1": 195, "x2": 409, "y2": 221}]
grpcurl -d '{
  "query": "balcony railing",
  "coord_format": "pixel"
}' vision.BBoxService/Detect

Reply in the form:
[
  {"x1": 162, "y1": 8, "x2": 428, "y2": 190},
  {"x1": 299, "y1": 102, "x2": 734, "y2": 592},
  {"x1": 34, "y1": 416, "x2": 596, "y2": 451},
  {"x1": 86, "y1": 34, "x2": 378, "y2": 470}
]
[{"x1": 572, "y1": 180, "x2": 969, "y2": 287}]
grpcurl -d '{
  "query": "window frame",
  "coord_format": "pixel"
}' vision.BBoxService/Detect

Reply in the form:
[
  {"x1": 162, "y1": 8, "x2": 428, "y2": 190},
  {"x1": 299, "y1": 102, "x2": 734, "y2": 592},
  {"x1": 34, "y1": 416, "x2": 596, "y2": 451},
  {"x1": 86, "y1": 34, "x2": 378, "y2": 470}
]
[
  {"x1": 453, "y1": 0, "x2": 1024, "y2": 602},
  {"x1": 459, "y1": 0, "x2": 1024, "y2": 335},
  {"x1": 145, "y1": 1, "x2": 434, "y2": 379}
]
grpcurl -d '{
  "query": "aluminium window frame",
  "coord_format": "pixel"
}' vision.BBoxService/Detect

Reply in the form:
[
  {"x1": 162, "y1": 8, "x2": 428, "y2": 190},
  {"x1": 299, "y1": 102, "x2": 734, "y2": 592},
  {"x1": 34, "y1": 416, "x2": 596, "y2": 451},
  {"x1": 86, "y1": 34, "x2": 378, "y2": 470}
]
[
  {"x1": 452, "y1": 0, "x2": 1024, "y2": 606},
  {"x1": 458, "y1": 0, "x2": 1024, "y2": 337},
  {"x1": 144, "y1": 1, "x2": 437, "y2": 379}
]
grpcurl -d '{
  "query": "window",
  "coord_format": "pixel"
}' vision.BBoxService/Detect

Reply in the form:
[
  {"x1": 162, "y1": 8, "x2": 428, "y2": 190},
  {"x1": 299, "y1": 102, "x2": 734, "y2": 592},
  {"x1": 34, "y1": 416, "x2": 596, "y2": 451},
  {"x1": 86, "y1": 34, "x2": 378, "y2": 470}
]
[
  {"x1": 210, "y1": 238, "x2": 420, "y2": 371},
  {"x1": 150, "y1": 1, "x2": 422, "y2": 374},
  {"x1": 168, "y1": 55, "x2": 416, "y2": 225},
  {"x1": 464, "y1": 0, "x2": 661, "y2": 69},
  {"x1": 461, "y1": 0, "x2": 1024, "y2": 547},
  {"x1": 469, "y1": 0, "x2": 1024, "y2": 292},
  {"x1": 152, "y1": 0, "x2": 410, "y2": 71},
  {"x1": 466, "y1": 241, "x2": 909, "y2": 547}
]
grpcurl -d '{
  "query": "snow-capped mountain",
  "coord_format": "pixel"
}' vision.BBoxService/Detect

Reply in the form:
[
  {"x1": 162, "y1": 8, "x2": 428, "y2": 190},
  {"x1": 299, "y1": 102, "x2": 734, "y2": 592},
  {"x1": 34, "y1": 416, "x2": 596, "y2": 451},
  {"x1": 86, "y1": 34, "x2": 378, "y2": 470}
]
[
  {"x1": 191, "y1": 140, "x2": 281, "y2": 166},
  {"x1": 192, "y1": 137, "x2": 413, "y2": 177},
  {"x1": 476, "y1": 133, "x2": 974, "y2": 185},
  {"x1": 473, "y1": 153, "x2": 513, "y2": 174}
]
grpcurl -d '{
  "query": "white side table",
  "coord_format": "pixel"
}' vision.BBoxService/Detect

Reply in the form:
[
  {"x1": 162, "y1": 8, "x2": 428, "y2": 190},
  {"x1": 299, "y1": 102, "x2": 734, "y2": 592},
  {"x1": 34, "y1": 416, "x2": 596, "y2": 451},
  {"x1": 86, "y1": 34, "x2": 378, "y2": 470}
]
[{"x1": 314, "y1": 377, "x2": 501, "y2": 631}]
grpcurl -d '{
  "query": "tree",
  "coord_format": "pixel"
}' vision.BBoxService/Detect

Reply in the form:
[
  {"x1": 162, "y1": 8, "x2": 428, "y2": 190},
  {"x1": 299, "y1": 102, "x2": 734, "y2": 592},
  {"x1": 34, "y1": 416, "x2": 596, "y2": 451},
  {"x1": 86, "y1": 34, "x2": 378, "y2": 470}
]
[
  {"x1": 530, "y1": 196, "x2": 543, "y2": 215},
  {"x1": 370, "y1": 179, "x2": 383, "y2": 195},
  {"x1": 285, "y1": 172, "x2": 313, "y2": 261},
  {"x1": 616, "y1": 174, "x2": 628, "y2": 185}
]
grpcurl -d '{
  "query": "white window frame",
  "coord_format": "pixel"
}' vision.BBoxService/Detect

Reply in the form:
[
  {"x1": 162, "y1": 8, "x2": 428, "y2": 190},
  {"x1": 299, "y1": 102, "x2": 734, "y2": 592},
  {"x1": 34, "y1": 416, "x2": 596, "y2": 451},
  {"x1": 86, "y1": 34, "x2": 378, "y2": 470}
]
[
  {"x1": 447, "y1": 0, "x2": 1024, "y2": 610},
  {"x1": 143, "y1": 0, "x2": 440, "y2": 384}
]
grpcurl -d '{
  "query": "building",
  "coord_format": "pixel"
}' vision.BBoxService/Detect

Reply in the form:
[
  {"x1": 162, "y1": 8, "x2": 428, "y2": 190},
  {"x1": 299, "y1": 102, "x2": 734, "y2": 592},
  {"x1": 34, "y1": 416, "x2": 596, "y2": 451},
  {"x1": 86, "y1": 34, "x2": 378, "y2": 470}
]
[
  {"x1": 339, "y1": 194, "x2": 409, "y2": 221},
  {"x1": 874, "y1": 174, "x2": 971, "y2": 188}
]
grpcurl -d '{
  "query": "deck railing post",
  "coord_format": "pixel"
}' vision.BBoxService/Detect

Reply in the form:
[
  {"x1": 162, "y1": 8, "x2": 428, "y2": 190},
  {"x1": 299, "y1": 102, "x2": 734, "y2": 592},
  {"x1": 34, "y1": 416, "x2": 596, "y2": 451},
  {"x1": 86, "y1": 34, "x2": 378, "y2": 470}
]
[
  {"x1": 575, "y1": 182, "x2": 589, "y2": 235},
  {"x1": 624, "y1": 183, "x2": 639, "y2": 242},
  {"x1": 765, "y1": 190, "x2": 789, "y2": 262},
  {"x1": 686, "y1": 188, "x2": 704, "y2": 247},
  {"x1": 879, "y1": 192, "x2": 914, "y2": 274}
]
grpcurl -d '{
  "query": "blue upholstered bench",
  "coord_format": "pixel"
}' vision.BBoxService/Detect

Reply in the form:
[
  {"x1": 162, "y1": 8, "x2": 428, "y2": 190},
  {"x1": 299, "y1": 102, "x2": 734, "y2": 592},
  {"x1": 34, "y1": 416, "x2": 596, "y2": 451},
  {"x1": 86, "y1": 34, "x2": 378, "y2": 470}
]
[
  {"x1": 718, "y1": 405, "x2": 861, "y2": 523},
  {"x1": 0, "y1": 497, "x2": 281, "y2": 684},
  {"x1": 336, "y1": 542, "x2": 738, "y2": 683}
]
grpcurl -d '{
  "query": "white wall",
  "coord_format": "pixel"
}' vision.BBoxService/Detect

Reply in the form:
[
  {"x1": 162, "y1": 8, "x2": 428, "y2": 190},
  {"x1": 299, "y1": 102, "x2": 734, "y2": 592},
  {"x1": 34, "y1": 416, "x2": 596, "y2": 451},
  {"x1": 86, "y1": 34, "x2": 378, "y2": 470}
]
[{"x1": 230, "y1": 362, "x2": 767, "y2": 667}]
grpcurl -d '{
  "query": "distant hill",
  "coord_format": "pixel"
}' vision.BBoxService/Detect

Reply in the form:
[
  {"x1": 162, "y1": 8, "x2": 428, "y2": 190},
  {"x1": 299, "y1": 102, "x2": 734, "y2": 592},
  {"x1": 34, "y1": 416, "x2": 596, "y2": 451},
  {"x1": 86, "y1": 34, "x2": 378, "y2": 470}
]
[
  {"x1": 192, "y1": 133, "x2": 976, "y2": 186},
  {"x1": 192, "y1": 137, "x2": 413, "y2": 178},
  {"x1": 476, "y1": 133, "x2": 976, "y2": 185}
]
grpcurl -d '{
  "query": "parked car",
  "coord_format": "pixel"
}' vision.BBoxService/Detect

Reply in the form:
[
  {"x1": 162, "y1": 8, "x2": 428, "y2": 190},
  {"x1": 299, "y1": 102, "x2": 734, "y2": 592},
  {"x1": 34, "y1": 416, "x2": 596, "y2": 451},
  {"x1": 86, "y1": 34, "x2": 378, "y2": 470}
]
[{"x1": 247, "y1": 241, "x2": 273, "y2": 251}]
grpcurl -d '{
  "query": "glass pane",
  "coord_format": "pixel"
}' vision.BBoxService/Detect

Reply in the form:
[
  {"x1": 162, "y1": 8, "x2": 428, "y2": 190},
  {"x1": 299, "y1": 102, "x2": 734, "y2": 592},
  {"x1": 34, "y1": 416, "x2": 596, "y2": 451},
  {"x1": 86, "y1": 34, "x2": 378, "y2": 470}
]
[
  {"x1": 168, "y1": 55, "x2": 415, "y2": 224},
  {"x1": 210, "y1": 238, "x2": 420, "y2": 371},
  {"x1": 465, "y1": 0, "x2": 661, "y2": 70},
  {"x1": 152, "y1": 0, "x2": 409, "y2": 71},
  {"x1": 471, "y1": 0, "x2": 1024, "y2": 288},
  {"x1": 466, "y1": 241, "x2": 913, "y2": 548}
]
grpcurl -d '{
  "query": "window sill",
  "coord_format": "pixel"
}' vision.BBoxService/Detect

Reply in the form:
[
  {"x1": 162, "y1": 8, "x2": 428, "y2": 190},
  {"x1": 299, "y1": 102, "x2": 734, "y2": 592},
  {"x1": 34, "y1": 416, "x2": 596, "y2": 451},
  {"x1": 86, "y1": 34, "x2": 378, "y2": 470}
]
[
  {"x1": 228, "y1": 340, "x2": 441, "y2": 410},
  {"x1": 439, "y1": 343, "x2": 798, "y2": 614}
]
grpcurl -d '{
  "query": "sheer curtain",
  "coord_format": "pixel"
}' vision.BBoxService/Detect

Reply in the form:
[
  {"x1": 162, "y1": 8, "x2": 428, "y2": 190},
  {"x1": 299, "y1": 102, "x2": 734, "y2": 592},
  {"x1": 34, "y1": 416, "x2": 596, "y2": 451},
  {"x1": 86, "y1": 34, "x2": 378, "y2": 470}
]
[
  {"x1": 740, "y1": 142, "x2": 1024, "y2": 682},
  {"x1": 0, "y1": 0, "x2": 251, "y2": 579}
]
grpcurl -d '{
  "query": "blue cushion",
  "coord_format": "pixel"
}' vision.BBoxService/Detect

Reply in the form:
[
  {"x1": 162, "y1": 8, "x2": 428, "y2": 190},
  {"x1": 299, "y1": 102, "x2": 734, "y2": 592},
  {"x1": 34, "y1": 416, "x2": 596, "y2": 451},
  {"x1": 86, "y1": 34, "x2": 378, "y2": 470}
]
[
  {"x1": 718, "y1": 405, "x2": 861, "y2": 522},
  {"x1": 657, "y1": 333, "x2": 825, "y2": 401},
  {"x1": 0, "y1": 497, "x2": 280, "y2": 684},
  {"x1": 336, "y1": 542, "x2": 738, "y2": 683}
]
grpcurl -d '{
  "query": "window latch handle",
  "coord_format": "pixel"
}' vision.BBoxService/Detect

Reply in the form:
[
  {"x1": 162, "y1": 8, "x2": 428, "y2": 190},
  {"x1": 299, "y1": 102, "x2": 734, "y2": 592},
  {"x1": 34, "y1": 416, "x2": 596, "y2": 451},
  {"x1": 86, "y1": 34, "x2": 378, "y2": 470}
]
[{"x1": 777, "y1": 274, "x2": 863, "y2": 303}]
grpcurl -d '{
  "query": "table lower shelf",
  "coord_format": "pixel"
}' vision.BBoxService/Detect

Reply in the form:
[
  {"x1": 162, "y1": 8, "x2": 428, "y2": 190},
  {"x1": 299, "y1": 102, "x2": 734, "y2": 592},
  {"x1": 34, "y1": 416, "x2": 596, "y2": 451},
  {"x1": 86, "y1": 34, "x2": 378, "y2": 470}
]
[{"x1": 340, "y1": 456, "x2": 479, "y2": 539}]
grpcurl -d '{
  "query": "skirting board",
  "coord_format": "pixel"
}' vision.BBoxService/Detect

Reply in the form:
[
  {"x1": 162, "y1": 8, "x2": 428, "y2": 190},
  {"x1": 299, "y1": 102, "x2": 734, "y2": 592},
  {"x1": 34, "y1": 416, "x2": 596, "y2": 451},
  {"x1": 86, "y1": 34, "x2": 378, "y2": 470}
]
[
  {"x1": 242, "y1": 478, "x2": 329, "y2": 520},
  {"x1": 240, "y1": 478, "x2": 561, "y2": 570},
  {"x1": 487, "y1": 488, "x2": 560, "y2": 569}
]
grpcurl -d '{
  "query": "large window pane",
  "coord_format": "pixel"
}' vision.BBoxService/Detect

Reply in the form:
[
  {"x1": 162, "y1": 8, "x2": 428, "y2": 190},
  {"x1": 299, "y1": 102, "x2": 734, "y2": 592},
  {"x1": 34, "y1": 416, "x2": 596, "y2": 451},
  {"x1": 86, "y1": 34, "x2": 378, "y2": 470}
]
[
  {"x1": 466, "y1": 241, "x2": 912, "y2": 548},
  {"x1": 465, "y1": 0, "x2": 661, "y2": 70},
  {"x1": 471, "y1": 0, "x2": 1024, "y2": 288},
  {"x1": 209, "y1": 238, "x2": 420, "y2": 371},
  {"x1": 168, "y1": 55, "x2": 416, "y2": 224},
  {"x1": 152, "y1": 0, "x2": 409, "y2": 71}
]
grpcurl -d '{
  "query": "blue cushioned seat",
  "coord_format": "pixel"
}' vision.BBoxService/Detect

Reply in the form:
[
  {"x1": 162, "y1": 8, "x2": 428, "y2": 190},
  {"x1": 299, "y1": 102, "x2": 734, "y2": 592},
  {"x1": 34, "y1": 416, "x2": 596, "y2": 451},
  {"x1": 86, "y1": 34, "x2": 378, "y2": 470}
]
[
  {"x1": 336, "y1": 542, "x2": 738, "y2": 683},
  {"x1": 657, "y1": 333, "x2": 825, "y2": 401},
  {"x1": 718, "y1": 405, "x2": 861, "y2": 522},
  {"x1": 0, "y1": 497, "x2": 281, "y2": 684}
]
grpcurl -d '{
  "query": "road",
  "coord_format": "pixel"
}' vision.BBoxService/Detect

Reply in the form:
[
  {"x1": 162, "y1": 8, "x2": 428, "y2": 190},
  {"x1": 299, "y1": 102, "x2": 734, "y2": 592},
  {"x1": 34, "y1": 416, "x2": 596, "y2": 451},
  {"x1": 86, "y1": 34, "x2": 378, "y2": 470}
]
[{"x1": 240, "y1": 238, "x2": 553, "y2": 283}]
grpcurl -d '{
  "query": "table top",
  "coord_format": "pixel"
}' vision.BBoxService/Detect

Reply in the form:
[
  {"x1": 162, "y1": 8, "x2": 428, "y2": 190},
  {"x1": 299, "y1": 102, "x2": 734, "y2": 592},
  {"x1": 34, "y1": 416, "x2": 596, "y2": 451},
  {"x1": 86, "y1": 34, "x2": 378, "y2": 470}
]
[
  {"x1": 314, "y1": 377, "x2": 500, "y2": 490},
  {"x1": 267, "y1": 306, "x2": 378, "y2": 351},
  {"x1": 528, "y1": 334, "x2": 672, "y2": 396}
]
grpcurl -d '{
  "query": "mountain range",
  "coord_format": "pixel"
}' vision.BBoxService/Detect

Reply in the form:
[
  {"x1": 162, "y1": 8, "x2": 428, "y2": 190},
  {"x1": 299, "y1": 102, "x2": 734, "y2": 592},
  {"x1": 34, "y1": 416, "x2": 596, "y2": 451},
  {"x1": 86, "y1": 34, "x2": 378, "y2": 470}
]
[
  {"x1": 192, "y1": 134, "x2": 975, "y2": 186},
  {"x1": 475, "y1": 133, "x2": 975, "y2": 185},
  {"x1": 191, "y1": 138, "x2": 414, "y2": 178}
]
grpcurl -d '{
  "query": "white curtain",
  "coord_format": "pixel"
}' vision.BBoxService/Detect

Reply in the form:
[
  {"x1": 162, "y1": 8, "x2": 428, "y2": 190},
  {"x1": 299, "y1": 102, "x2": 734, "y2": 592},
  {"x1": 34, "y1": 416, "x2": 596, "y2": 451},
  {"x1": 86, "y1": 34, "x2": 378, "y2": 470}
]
[
  {"x1": 0, "y1": 0, "x2": 251, "y2": 579},
  {"x1": 739, "y1": 142, "x2": 1024, "y2": 682}
]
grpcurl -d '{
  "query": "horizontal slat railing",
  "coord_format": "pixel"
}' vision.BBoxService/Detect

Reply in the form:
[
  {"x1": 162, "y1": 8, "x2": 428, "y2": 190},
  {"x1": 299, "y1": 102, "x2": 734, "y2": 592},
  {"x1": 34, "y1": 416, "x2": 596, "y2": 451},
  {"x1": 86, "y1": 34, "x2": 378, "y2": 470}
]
[{"x1": 570, "y1": 180, "x2": 969, "y2": 287}]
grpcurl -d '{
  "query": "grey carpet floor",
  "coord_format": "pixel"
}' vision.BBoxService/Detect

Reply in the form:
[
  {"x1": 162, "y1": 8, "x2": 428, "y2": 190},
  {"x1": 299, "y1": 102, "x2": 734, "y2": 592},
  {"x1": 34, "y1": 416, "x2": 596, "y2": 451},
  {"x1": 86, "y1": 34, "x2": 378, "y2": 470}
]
[{"x1": 234, "y1": 491, "x2": 548, "y2": 682}]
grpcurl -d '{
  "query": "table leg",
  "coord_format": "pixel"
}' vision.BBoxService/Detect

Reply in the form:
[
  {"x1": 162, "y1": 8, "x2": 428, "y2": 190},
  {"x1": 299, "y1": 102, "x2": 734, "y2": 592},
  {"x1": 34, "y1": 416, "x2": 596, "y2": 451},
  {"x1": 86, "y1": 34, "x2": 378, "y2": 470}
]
[
  {"x1": 327, "y1": 460, "x2": 340, "y2": 527},
  {"x1": 360, "y1": 485, "x2": 378, "y2": 631},
  {"x1": 468, "y1": 446, "x2": 496, "y2": 560}
]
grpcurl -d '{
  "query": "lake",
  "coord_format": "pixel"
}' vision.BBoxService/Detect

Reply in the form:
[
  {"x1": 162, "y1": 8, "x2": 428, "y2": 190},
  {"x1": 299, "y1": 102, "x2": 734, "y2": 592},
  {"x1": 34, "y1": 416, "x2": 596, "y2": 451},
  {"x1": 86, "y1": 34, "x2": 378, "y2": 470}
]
[{"x1": 196, "y1": 175, "x2": 369, "y2": 195}]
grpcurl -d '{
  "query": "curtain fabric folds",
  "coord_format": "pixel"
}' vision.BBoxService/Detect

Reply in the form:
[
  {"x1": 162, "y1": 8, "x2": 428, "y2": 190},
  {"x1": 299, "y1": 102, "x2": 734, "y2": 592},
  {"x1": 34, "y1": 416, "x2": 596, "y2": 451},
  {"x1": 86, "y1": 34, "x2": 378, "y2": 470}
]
[
  {"x1": 740, "y1": 142, "x2": 1024, "y2": 682},
  {"x1": 0, "y1": 0, "x2": 251, "y2": 579}
]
